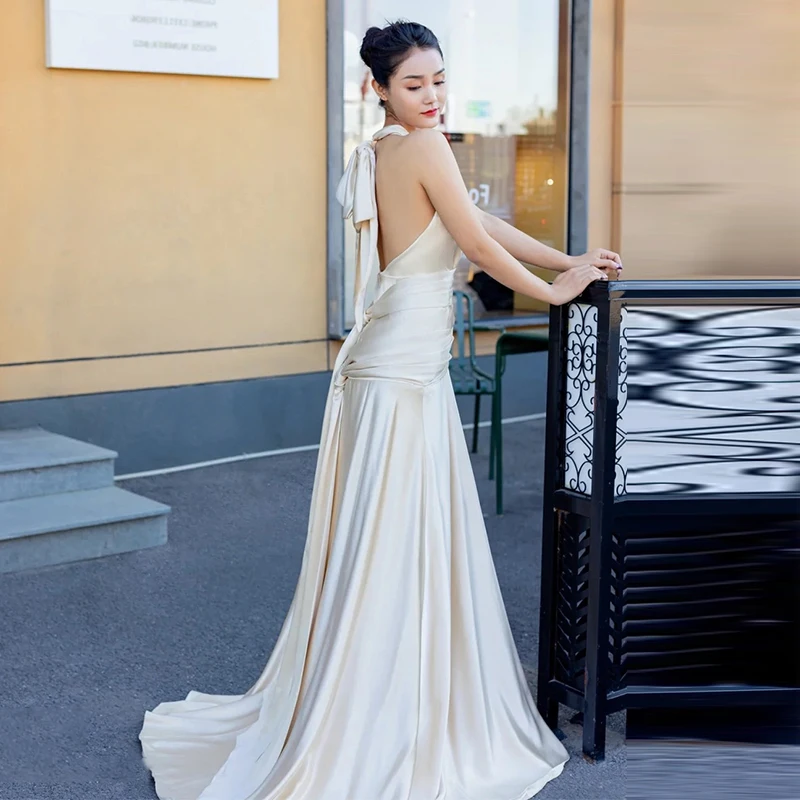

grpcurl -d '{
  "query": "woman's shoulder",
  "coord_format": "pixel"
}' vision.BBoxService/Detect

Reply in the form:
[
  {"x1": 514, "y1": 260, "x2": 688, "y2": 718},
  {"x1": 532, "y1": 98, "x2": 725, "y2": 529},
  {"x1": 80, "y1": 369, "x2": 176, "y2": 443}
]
[
  {"x1": 399, "y1": 128, "x2": 454, "y2": 168},
  {"x1": 405, "y1": 127, "x2": 449, "y2": 149}
]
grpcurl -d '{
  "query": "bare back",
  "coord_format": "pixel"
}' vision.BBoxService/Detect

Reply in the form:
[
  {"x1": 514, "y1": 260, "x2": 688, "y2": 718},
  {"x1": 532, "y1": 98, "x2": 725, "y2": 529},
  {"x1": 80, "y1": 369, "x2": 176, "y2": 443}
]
[{"x1": 373, "y1": 133, "x2": 437, "y2": 271}]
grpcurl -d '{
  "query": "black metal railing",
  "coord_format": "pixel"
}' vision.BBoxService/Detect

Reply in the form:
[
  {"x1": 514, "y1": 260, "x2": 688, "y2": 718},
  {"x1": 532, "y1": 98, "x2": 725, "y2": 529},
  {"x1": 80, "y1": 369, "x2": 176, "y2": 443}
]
[{"x1": 537, "y1": 279, "x2": 800, "y2": 759}]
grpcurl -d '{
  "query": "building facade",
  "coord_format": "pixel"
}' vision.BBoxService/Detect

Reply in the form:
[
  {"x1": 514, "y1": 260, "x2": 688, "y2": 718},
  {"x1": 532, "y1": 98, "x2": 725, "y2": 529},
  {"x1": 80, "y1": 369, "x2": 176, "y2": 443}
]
[{"x1": 1, "y1": 1, "x2": 797, "y2": 473}]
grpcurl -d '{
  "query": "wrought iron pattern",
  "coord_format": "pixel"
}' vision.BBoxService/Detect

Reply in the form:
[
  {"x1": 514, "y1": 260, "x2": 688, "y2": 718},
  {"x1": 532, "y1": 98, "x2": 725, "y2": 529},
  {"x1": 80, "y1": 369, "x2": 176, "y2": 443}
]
[
  {"x1": 563, "y1": 303, "x2": 597, "y2": 494},
  {"x1": 615, "y1": 309, "x2": 629, "y2": 495}
]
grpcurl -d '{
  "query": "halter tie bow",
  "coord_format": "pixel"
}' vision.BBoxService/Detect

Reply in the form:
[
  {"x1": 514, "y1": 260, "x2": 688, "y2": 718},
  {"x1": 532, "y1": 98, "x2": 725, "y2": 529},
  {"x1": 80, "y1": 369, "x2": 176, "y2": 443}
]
[
  {"x1": 335, "y1": 125, "x2": 409, "y2": 332},
  {"x1": 335, "y1": 141, "x2": 378, "y2": 332}
]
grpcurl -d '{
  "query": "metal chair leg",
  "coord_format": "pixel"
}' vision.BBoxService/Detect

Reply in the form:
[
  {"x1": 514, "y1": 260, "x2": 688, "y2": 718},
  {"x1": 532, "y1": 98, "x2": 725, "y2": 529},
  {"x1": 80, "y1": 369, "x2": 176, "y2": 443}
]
[
  {"x1": 471, "y1": 393, "x2": 481, "y2": 452},
  {"x1": 495, "y1": 369, "x2": 504, "y2": 515},
  {"x1": 489, "y1": 392, "x2": 497, "y2": 481}
]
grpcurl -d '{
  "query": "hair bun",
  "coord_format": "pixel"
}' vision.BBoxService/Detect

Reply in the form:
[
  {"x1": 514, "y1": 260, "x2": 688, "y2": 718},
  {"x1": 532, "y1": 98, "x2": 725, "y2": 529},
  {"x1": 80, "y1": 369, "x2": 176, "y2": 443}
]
[
  {"x1": 360, "y1": 26, "x2": 382, "y2": 68},
  {"x1": 357, "y1": 21, "x2": 442, "y2": 104}
]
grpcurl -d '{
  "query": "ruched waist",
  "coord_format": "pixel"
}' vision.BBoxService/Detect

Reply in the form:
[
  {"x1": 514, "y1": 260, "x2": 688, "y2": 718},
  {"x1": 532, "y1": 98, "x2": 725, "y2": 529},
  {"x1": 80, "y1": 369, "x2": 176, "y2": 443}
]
[
  {"x1": 334, "y1": 271, "x2": 455, "y2": 391},
  {"x1": 366, "y1": 271, "x2": 454, "y2": 321}
]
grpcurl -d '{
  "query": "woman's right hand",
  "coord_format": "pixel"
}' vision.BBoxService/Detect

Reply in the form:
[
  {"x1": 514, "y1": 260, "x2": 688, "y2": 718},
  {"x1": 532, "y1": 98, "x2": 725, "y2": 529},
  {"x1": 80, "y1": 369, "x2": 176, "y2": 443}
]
[{"x1": 548, "y1": 265, "x2": 608, "y2": 306}]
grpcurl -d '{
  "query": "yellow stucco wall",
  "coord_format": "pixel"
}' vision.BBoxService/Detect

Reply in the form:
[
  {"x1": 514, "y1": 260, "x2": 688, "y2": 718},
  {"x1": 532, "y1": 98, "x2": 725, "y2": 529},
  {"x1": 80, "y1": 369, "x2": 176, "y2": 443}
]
[
  {"x1": 590, "y1": 0, "x2": 800, "y2": 278},
  {"x1": 0, "y1": 0, "x2": 328, "y2": 402}
]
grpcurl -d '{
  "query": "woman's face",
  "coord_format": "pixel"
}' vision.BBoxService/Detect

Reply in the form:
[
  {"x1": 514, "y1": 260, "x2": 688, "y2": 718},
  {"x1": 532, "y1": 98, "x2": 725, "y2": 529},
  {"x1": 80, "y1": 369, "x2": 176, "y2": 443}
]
[{"x1": 375, "y1": 47, "x2": 446, "y2": 130}]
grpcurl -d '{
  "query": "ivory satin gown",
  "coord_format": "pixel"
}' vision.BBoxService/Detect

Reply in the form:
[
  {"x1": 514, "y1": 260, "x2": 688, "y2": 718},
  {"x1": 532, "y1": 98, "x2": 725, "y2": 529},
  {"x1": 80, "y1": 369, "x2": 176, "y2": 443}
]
[{"x1": 139, "y1": 125, "x2": 569, "y2": 800}]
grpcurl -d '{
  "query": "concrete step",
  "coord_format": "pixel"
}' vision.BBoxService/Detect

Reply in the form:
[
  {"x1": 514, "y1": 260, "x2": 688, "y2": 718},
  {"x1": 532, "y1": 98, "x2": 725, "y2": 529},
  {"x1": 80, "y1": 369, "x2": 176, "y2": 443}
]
[
  {"x1": 0, "y1": 427, "x2": 117, "y2": 502},
  {"x1": 0, "y1": 487, "x2": 169, "y2": 574}
]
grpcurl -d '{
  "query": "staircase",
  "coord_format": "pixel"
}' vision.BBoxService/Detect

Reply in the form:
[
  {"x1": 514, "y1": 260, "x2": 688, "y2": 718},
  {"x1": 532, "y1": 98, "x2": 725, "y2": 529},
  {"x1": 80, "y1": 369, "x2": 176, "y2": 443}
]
[{"x1": 0, "y1": 428, "x2": 169, "y2": 574}]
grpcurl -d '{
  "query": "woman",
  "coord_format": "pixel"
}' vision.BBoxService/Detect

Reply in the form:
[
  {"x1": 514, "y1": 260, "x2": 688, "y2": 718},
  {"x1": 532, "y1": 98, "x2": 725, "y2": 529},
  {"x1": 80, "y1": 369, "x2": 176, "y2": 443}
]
[{"x1": 139, "y1": 21, "x2": 621, "y2": 800}]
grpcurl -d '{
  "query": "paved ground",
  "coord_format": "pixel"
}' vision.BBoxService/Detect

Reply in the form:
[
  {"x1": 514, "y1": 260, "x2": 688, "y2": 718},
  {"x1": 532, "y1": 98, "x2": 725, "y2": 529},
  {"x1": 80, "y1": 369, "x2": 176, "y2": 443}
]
[
  {"x1": 0, "y1": 418, "x2": 623, "y2": 799},
  {"x1": 626, "y1": 741, "x2": 800, "y2": 800}
]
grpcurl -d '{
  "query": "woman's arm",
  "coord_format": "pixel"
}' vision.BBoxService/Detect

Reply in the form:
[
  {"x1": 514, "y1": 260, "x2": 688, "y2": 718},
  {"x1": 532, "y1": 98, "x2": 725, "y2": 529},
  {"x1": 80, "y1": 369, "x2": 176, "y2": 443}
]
[
  {"x1": 408, "y1": 130, "x2": 608, "y2": 306},
  {"x1": 477, "y1": 207, "x2": 622, "y2": 274}
]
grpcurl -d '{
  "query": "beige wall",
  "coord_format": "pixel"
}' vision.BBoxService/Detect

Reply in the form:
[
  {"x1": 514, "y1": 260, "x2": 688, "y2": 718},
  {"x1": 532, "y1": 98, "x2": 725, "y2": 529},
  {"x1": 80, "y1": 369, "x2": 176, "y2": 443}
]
[
  {"x1": 588, "y1": 0, "x2": 616, "y2": 254},
  {"x1": 0, "y1": 0, "x2": 328, "y2": 402},
  {"x1": 590, "y1": 0, "x2": 800, "y2": 278}
]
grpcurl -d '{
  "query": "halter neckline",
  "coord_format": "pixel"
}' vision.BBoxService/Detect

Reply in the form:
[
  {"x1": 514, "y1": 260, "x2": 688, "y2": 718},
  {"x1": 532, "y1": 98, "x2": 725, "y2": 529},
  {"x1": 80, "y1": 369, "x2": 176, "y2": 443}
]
[{"x1": 372, "y1": 124, "x2": 411, "y2": 141}]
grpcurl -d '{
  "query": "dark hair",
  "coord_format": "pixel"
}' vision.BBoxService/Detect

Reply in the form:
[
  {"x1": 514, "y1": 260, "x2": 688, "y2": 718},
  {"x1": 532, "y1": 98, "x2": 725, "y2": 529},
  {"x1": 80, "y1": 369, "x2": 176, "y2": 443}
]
[{"x1": 360, "y1": 21, "x2": 443, "y2": 107}]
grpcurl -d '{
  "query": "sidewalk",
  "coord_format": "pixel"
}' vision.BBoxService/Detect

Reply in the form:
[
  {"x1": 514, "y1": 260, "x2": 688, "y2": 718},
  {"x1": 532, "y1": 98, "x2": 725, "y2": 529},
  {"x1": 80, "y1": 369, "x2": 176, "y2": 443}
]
[{"x1": 0, "y1": 419, "x2": 625, "y2": 800}]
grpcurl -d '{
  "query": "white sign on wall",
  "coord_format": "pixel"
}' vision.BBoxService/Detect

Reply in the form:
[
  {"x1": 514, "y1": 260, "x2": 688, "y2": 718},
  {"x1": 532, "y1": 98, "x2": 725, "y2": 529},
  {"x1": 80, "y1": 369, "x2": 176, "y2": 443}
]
[{"x1": 46, "y1": 1, "x2": 278, "y2": 79}]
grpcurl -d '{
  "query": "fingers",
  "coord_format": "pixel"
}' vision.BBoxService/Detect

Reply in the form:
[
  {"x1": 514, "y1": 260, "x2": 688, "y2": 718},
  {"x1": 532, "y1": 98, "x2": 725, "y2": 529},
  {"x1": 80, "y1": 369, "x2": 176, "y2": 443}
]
[
  {"x1": 594, "y1": 258, "x2": 622, "y2": 270},
  {"x1": 568, "y1": 265, "x2": 608, "y2": 295},
  {"x1": 581, "y1": 265, "x2": 607, "y2": 280},
  {"x1": 576, "y1": 267, "x2": 606, "y2": 287},
  {"x1": 558, "y1": 264, "x2": 608, "y2": 304},
  {"x1": 598, "y1": 249, "x2": 622, "y2": 265}
]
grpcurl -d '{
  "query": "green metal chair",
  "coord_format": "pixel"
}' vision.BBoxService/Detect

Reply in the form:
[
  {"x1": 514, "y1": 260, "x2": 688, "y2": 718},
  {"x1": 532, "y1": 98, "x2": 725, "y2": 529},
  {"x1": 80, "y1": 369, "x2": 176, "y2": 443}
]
[
  {"x1": 489, "y1": 329, "x2": 550, "y2": 514},
  {"x1": 451, "y1": 292, "x2": 550, "y2": 514},
  {"x1": 450, "y1": 290, "x2": 497, "y2": 454}
]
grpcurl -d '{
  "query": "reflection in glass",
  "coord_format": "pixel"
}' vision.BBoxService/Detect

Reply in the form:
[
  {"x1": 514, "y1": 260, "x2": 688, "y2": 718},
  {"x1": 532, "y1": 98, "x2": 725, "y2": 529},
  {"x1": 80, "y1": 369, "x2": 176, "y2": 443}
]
[{"x1": 342, "y1": 0, "x2": 567, "y2": 328}]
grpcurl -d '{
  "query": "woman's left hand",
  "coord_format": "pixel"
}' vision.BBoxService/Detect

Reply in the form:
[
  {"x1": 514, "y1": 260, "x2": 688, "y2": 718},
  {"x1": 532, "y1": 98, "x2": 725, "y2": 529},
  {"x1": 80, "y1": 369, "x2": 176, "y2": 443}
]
[{"x1": 568, "y1": 248, "x2": 622, "y2": 275}]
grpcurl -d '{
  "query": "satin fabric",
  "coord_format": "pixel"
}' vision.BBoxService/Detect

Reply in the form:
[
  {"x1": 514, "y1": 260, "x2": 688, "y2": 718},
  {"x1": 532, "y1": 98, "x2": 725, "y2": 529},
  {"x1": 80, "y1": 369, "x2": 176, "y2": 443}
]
[{"x1": 139, "y1": 126, "x2": 568, "y2": 800}]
